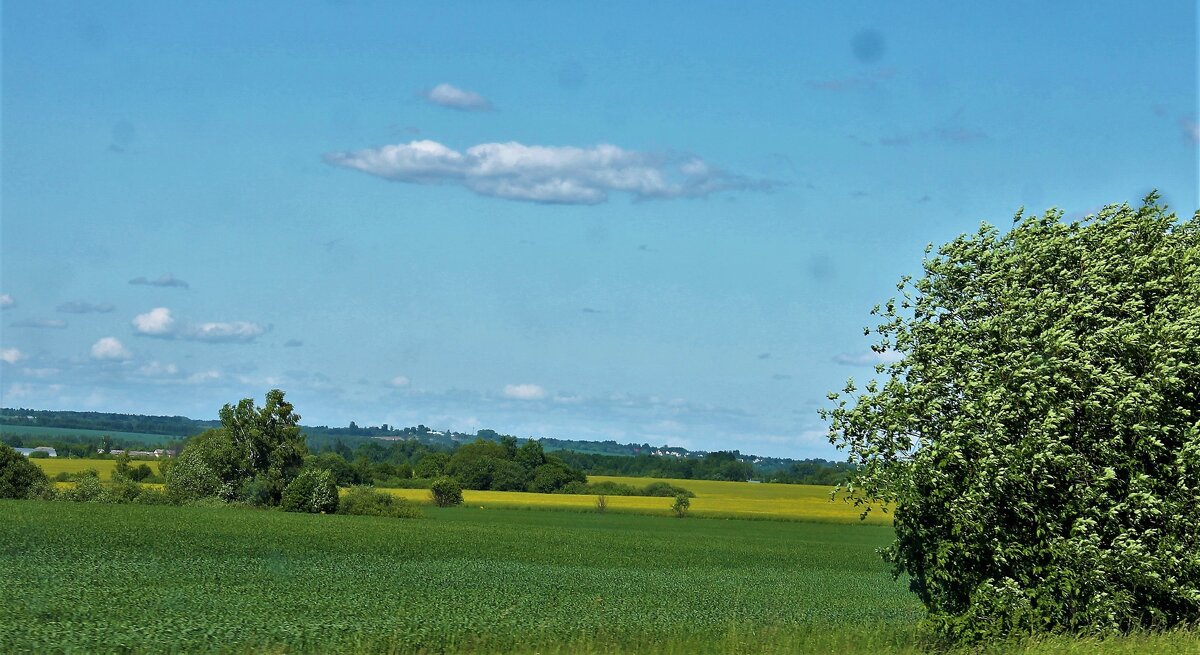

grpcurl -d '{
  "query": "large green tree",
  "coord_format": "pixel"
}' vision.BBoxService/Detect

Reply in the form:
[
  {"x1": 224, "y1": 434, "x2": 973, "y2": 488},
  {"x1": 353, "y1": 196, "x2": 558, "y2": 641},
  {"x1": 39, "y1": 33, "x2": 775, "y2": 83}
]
[
  {"x1": 166, "y1": 389, "x2": 307, "y2": 504},
  {"x1": 824, "y1": 195, "x2": 1199, "y2": 643}
]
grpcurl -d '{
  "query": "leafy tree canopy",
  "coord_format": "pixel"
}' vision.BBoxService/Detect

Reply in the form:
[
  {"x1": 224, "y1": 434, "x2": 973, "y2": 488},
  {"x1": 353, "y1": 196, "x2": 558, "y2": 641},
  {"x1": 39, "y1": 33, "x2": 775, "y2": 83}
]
[
  {"x1": 824, "y1": 195, "x2": 1200, "y2": 643},
  {"x1": 166, "y1": 389, "x2": 307, "y2": 504}
]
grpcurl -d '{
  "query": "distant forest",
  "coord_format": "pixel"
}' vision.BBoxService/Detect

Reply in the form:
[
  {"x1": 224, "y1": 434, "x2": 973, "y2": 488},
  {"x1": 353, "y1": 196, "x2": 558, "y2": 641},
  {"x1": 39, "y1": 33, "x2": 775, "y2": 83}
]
[{"x1": 0, "y1": 407, "x2": 853, "y2": 485}]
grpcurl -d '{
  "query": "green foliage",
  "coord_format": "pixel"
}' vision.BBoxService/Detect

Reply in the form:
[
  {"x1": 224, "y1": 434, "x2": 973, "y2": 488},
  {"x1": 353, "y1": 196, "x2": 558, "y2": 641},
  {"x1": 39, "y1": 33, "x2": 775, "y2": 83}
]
[
  {"x1": 824, "y1": 195, "x2": 1200, "y2": 643},
  {"x1": 595, "y1": 494, "x2": 608, "y2": 513},
  {"x1": 671, "y1": 493, "x2": 691, "y2": 518},
  {"x1": 280, "y1": 468, "x2": 339, "y2": 514},
  {"x1": 59, "y1": 470, "x2": 108, "y2": 503},
  {"x1": 338, "y1": 486, "x2": 423, "y2": 518},
  {"x1": 163, "y1": 447, "x2": 222, "y2": 503},
  {"x1": 166, "y1": 389, "x2": 308, "y2": 506},
  {"x1": 430, "y1": 476, "x2": 464, "y2": 507},
  {"x1": 414, "y1": 451, "x2": 450, "y2": 478},
  {"x1": 0, "y1": 444, "x2": 50, "y2": 500},
  {"x1": 527, "y1": 461, "x2": 585, "y2": 493},
  {"x1": 558, "y1": 479, "x2": 695, "y2": 498}
]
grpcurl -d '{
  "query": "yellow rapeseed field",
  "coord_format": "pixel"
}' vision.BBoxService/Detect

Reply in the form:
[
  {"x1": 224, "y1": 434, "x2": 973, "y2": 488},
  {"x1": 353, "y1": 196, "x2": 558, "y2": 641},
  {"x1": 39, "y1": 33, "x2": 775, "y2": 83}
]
[
  {"x1": 382, "y1": 475, "x2": 891, "y2": 524},
  {"x1": 33, "y1": 458, "x2": 162, "y2": 481},
  {"x1": 31, "y1": 459, "x2": 887, "y2": 524}
]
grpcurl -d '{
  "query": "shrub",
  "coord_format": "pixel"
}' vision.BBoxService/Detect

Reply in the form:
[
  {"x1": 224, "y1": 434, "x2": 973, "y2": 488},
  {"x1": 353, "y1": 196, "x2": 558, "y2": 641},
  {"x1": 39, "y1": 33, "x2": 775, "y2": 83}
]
[
  {"x1": 280, "y1": 468, "x2": 339, "y2": 514},
  {"x1": 164, "y1": 449, "x2": 222, "y2": 504},
  {"x1": 639, "y1": 481, "x2": 695, "y2": 498},
  {"x1": 430, "y1": 476, "x2": 463, "y2": 507},
  {"x1": 60, "y1": 470, "x2": 109, "y2": 503},
  {"x1": 338, "y1": 486, "x2": 422, "y2": 518},
  {"x1": 132, "y1": 487, "x2": 172, "y2": 505},
  {"x1": 108, "y1": 478, "x2": 144, "y2": 504},
  {"x1": 671, "y1": 494, "x2": 690, "y2": 518},
  {"x1": 595, "y1": 495, "x2": 608, "y2": 513},
  {"x1": 0, "y1": 444, "x2": 51, "y2": 500}
]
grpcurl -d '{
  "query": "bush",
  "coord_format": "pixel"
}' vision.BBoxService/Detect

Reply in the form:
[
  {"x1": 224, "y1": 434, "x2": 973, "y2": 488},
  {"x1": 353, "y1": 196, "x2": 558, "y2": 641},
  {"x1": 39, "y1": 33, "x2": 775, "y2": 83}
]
[
  {"x1": 164, "y1": 449, "x2": 222, "y2": 504},
  {"x1": 132, "y1": 487, "x2": 172, "y2": 505},
  {"x1": 671, "y1": 494, "x2": 690, "y2": 518},
  {"x1": 595, "y1": 495, "x2": 608, "y2": 513},
  {"x1": 824, "y1": 196, "x2": 1200, "y2": 643},
  {"x1": 0, "y1": 444, "x2": 51, "y2": 499},
  {"x1": 639, "y1": 481, "x2": 695, "y2": 498},
  {"x1": 338, "y1": 486, "x2": 422, "y2": 518},
  {"x1": 60, "y1": 470, "x2": 109, "y2": 503},
  {"x1": 280, "y1": 469, "x2": 339, "y2": 514},
  {"x1": 430, "y1": 476, "x2": 463, "y2": 507}
]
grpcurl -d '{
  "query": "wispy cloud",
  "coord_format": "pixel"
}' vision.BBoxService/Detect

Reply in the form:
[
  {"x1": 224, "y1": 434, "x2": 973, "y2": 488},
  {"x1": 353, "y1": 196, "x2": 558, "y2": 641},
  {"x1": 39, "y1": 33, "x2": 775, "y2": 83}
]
[
  {"x1": 0, "y1": 294, "x2": 13, "y2": 309},
  {"x1": 833, "y1": 349, "x2": 904, "y2": 366},
  {"x1": 11, "y1": 318, "x2": 68, "y2": 329},
  {"x1": 1183, "y1": 118, "x2": 1200, "y2": 144},
  {"x1": 424, "y1": 83, "x2": 493, "y2": 111},
  {"x1": 807, "y1": 67, "x2": 895, "y2": 92},
  {"x1": 58, "y1": 300, "x2": 115, "y2": 314},
  {"x1": 324, "y1": 140, "x2": 774, "y2": 205},
  {"x1": 503, "y1": 383, "x2": 547, "y2": 400},
  {"x1": 390, "y1": 375, "x2": 411, "y2": 387},
  {"x1": 0, "y1": 348, "x2": 24, "y2": 364},
  {"x1": 132, "y1": 307, "x2": 267, "y2": 343},
  {"x1": 91, "y1": 337, "x2": 132, "y2": 360},
  {"x1": 129, "y1": 273, "x2": 190, "y2": 289}
]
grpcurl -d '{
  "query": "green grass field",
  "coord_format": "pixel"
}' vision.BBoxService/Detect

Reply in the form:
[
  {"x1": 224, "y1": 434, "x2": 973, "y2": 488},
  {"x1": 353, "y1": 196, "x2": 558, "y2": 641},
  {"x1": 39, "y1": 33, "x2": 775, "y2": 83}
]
[
  {"x1": 0, "y1": 423, "x2": 180, "y2": 444},
  {"x1": 1, "y1": 501, "x2": 1195, "y2": 654},
  {"x1": 0, "y1": 500, "x2": 919, "y2": 654}
]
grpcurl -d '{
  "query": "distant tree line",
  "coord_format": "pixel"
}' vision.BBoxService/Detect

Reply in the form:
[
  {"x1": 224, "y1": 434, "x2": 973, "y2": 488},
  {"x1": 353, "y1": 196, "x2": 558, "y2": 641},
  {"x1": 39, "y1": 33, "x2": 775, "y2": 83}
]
[
  {"x1": 2, "y1": 408, "x2": 855, "y2": 486},
  {"x1": 0, "y1": 433, "x2": 185, "y2": 459}
]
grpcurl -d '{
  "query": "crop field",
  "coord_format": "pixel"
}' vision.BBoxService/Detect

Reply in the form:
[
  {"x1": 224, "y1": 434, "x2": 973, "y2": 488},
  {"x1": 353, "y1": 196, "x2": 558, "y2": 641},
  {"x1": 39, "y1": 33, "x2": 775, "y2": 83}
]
[
  {"x1": 32, "y1": 457, "x2": 162, "y2": 481},
  {"x1": 2, "y1": 501, "x2": 1194, "y2": 655},
  {"x1": 380, "y1": 475, "x2": 891, "y2": 524},
  {"x1": 0, "y1": 499, "x2": 919, "y2": 654},
  {"x1": 0, "y1": 423, "x2": 180, "y2": 444}
]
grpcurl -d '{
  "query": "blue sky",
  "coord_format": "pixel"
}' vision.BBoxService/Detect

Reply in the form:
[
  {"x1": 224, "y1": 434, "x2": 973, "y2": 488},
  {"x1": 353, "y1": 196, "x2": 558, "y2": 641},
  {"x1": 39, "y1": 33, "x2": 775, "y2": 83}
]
[{"x1": 2, "y1": 1, "x2": 1196, "y2": 458}]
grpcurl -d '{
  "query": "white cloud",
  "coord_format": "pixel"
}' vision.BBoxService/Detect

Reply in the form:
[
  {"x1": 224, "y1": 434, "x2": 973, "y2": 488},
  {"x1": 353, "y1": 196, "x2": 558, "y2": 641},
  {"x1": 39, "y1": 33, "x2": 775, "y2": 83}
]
[
  {"x1": 833, "y1": 349, "x2": 904, "y2": 366},
  {"x1": 133, "y1": 307, "x2": 265, "y2": 343},
  {"x1": 187, "y1": 321, "x2": 266, "y2": 343},
  {"x1": 325, "y1": 139, "x2": 773, "y2": 205},
  {"x1": 424, "y1": 83, "x2": 493, "y2": 111},
  {"x1": 133, "y1": 307, "x2": 176, "y2": 335},
  {"x1": 92, "y1": 337, "x2": 132, "y2": 360},
  {"x1": 503, "y1": 383, "x2": 547, "y2": 400},
  {"x1": 390, "y1": 375, "x2": 411, "y2": 387},
  {"x1": 22, "y1": 368, "x2": 59, "y2": 378},
  {"x1": 138, "y1": 361, "x2": 180, "y2": 377},
  {"x1": 0, "y1": 294, "x2": 13, "y2": 309},
  {"x1": 186, "y1": 370, "x2": 221, "y2": 384},
  {"x1": 0, "y1": 348, "x2": 24, "y2": 364}
]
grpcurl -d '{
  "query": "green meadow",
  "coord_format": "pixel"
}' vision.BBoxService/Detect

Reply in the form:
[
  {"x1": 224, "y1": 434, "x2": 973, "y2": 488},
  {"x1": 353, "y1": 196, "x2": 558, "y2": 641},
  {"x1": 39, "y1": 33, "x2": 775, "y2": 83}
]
[{"x1": 2, "y1": 500, "x2": 1196, "y2": 654}]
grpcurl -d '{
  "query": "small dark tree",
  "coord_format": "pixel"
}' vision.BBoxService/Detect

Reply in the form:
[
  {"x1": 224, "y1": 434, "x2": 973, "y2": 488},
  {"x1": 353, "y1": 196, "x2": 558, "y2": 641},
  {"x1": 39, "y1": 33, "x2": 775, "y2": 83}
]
[
  {"x1": 823, "y1": 195, "x2": 1200, "y2": 643},
  {"x1": 671, "y1": 493, "x2": 690, "y2": 518}
]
